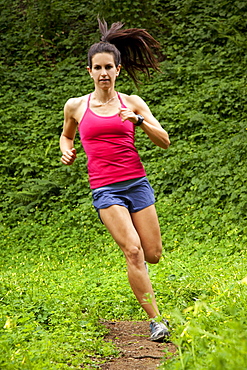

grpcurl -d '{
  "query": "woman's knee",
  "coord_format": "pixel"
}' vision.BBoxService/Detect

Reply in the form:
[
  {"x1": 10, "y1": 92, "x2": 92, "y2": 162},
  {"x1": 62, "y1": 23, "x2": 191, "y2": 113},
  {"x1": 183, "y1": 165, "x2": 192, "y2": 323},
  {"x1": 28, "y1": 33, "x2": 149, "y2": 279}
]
[
  {"x1": 124, "y1": 243, "x2": 143, "y2": 266},
  {"x1": 144, "y1": 244, "x2": 162, "y2": 264}
]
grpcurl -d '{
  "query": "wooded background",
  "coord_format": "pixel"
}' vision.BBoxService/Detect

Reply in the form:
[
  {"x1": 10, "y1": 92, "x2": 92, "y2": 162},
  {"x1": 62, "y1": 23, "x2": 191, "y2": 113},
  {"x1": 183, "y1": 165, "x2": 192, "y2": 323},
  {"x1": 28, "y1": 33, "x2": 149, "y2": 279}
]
[{"x1": 1, "y1": 0, "x2": 246, "y2": 238}]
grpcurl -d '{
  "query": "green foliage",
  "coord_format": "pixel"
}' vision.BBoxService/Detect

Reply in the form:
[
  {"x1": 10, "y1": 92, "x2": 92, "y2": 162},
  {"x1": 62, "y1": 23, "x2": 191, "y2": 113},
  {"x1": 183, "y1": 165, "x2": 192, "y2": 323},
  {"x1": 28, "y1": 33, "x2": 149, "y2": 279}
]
[
  {"x1": 1, "y1": 212, "x2": 246, "y2": 369},
  {"x1": 1, "y1": 0, "x2": 247, "y2": 368},
  {"x1": 0, "y1": 220, "x2": 119, "y2": 369},
  {"x1": 155, "y1": 245, "x2": 247, "y2": 369}
]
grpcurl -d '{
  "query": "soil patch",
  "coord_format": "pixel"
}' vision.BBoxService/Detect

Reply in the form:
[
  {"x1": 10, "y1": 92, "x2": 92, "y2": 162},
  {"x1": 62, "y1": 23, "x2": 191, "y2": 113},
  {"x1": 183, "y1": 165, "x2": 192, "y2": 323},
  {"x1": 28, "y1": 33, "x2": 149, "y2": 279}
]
[{"x1": 98, "y1": 321, "x2": 177, "y2": 370}]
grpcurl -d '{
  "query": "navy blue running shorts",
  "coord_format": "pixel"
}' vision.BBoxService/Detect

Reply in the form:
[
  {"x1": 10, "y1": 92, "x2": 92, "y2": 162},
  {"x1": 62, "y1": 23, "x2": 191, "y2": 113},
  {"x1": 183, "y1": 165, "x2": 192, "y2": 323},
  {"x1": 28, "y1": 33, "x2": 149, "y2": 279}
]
[{"x1": 92, "y1": 177, "x2": 155, "y2": 216}]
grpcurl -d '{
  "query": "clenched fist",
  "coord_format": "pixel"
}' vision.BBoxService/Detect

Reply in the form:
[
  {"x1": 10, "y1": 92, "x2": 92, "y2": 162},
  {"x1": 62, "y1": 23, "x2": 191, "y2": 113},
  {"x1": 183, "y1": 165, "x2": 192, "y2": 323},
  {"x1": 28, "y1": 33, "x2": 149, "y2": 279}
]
[{"x1": 61, "y1": 148, "x2": 77, "y2": 165}]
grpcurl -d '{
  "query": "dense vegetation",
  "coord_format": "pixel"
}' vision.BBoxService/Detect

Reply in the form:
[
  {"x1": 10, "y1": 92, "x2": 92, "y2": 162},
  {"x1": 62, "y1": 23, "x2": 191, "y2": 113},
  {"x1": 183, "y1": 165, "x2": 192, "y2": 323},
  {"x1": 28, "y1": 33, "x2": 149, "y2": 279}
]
[{"x1": 0, "y1": 0, "x2": 246, "y2": 369}]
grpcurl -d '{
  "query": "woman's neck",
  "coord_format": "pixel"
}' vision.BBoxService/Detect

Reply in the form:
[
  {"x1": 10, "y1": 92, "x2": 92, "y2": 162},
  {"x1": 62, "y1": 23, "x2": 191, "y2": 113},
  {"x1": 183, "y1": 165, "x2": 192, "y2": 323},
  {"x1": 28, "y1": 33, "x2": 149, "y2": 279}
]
[{"x1": 92, "y1": 89, "x2": 117, "y2": 106}]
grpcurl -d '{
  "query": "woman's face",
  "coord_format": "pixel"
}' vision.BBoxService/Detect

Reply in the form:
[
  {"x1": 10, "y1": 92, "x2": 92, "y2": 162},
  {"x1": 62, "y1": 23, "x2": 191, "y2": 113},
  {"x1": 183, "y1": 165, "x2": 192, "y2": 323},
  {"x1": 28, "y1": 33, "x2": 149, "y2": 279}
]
[{"x1": 87, "y1": 53, "x2": 121, "y2": 89}]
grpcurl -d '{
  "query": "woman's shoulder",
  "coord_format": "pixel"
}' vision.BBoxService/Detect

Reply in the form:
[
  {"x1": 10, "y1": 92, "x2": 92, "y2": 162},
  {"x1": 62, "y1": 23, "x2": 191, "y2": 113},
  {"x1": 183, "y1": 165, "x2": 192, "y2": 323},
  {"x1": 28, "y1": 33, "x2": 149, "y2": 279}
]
[
  {"x1": 64, "y1": 94, "x2": 91, "y2": 123},
  {"x1": 119, "y1": 92, "x2": 146, "y2": 109},
  {"x1": 64, "y1": 94, "x2": 90, "y2": 111},
  {"x1": 119, "y1": 92, "x2": 143, "y2": 103}
]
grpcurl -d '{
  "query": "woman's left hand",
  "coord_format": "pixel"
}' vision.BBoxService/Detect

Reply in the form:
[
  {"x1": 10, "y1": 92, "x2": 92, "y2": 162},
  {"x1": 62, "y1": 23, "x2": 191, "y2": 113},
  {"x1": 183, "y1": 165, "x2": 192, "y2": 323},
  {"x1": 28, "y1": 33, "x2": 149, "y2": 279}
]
[
  {"x1": 118, "y1": 95, "x2": 170, "y2": 149},
  {"x1": 118, "y1": 107, "x2": 138, "y2": 124}
]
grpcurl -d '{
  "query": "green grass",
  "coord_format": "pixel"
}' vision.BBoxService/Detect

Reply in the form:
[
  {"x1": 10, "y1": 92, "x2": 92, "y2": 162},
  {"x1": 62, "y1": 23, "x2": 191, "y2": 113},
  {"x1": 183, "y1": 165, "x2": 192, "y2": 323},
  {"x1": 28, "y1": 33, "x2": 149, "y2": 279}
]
[
  {"x1": 157, "y1": 243, "x2": 247, "y2": 369},
  {"x1": 1, "y1": 203, "x2": 246, "y2": 369},
  {"x1": 0, "y1": 221, "x2": 118, "y2": 369}
]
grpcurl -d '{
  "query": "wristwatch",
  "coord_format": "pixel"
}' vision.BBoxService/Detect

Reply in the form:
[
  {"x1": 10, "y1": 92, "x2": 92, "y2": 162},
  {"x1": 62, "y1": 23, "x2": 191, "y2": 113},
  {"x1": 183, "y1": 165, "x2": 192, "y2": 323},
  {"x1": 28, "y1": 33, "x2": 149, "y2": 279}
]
[{"x1": 134, "y1": 114, "x2": 144, "y2": 126}]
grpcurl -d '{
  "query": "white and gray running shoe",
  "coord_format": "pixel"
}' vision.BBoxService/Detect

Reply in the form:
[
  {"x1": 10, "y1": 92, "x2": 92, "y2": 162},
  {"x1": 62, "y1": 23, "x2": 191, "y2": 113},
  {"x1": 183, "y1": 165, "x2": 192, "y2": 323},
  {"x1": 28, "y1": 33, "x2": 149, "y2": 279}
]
[{"x1": 149, "y1": 319, "x2": 170, "y2": 342}]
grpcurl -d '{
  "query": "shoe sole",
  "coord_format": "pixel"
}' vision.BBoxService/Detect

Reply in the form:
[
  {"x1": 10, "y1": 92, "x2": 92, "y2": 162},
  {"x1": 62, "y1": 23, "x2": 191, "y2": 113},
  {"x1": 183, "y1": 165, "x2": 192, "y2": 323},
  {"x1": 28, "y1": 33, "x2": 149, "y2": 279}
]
[{"x1": 150, "y1": 331, "x2": 170, "y2": 342}]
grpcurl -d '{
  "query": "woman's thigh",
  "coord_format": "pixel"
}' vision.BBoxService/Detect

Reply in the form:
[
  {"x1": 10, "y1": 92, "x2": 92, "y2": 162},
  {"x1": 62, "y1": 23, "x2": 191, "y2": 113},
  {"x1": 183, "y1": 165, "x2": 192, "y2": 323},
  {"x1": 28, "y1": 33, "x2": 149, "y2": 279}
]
[
  {"x1": 99, "y1": 205, "x2": 140, "y2": 250},
  {"x1": 99, "y1": 204, "x2": 162, "y2": 263},
  {"x1": 131, "y1": 205, "x2": 162, "y2": 263}
]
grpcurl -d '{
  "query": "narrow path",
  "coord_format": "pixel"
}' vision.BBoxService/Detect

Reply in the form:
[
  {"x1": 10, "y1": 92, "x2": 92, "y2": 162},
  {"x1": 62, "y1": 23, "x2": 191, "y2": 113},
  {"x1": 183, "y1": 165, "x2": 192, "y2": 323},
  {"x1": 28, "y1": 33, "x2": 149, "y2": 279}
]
[{"x1": 98, "y1": 321, "x2": 177, "y2": 370}]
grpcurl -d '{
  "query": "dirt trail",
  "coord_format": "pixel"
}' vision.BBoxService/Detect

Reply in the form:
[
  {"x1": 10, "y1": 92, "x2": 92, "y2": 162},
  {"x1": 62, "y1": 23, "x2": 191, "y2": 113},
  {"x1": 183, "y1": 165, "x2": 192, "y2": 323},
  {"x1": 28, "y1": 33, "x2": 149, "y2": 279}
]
[{"x1": 97, "y1": 321, "x2": 177, "y2": 370}]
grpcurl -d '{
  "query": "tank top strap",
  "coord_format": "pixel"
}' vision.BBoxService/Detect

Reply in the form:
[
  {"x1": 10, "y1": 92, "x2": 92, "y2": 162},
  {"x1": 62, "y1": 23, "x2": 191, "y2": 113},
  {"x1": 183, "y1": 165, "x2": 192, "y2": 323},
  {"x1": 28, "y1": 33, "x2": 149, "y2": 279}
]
[
  {"x1": 87, "y1": 93, "x2": 92, "y2": 108},
  {"x1": 78, "y1": 94, "x2": 91, "y2": 128},
  {"x1": 117, "y1": 92, "x2": 126, "y2": 107}
]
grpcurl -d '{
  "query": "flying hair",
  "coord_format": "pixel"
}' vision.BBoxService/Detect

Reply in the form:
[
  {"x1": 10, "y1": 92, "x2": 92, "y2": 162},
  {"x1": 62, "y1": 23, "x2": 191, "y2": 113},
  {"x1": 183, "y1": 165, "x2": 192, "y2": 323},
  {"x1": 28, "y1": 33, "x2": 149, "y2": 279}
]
[{"x1": 88, "y1": 18, "x2": 161, "y2": 84}]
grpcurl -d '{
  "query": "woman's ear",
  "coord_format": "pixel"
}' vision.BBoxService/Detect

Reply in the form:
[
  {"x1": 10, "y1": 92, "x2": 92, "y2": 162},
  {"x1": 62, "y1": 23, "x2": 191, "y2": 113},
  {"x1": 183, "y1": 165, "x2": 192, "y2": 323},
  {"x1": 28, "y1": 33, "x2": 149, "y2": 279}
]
[
  {"x1": 116, "y1": 64, "x2": 121, "y2": 76},
  {"x1": 87, "y1": 66, "x2": 93, "y2": 78}
]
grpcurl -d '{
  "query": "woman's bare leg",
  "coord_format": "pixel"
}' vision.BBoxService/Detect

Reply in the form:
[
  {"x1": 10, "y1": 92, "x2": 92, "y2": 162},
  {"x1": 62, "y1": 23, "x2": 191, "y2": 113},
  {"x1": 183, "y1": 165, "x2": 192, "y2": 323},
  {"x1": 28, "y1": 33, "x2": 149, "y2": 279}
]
[{"x1": 99, "y1": 205, "x2": 160, "y2": 318}]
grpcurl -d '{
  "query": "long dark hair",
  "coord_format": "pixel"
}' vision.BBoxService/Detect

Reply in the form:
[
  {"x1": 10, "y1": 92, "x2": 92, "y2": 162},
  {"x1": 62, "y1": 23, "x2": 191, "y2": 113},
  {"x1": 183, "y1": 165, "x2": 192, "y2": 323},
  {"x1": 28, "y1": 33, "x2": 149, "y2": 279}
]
[{"x1": 87, "y1": 19, "x2": 161, "y2": 84}]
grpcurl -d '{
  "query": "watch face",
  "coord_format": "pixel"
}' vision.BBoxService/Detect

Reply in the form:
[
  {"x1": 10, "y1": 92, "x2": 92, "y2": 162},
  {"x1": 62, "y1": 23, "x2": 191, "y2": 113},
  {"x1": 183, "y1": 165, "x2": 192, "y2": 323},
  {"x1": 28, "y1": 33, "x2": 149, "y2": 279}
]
[{"x1": 136, "y1": 115, "x2": 144, "y2": 126}]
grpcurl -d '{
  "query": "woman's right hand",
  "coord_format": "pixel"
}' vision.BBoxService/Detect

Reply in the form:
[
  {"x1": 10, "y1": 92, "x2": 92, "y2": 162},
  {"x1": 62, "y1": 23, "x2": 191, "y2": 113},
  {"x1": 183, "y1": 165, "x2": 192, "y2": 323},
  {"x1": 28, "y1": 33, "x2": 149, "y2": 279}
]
[{"x1": 61, "y1": 148, "x2": 77, "y2": 165}]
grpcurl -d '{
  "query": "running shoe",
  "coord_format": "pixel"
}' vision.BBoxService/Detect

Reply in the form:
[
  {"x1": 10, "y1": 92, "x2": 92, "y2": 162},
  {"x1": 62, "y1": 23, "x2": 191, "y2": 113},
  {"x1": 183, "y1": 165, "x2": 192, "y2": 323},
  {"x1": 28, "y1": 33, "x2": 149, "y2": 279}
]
[{"x1": 149, "y1": 319, "x2": 170, "y2": 342}]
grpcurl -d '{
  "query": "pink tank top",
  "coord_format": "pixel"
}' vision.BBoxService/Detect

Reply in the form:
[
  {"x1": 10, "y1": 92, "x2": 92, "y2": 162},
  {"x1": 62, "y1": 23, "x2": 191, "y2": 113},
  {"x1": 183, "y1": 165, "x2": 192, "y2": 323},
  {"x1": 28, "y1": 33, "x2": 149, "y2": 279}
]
[{"x1": 78, "y1": 93, "x2": 146, "y2": 189}]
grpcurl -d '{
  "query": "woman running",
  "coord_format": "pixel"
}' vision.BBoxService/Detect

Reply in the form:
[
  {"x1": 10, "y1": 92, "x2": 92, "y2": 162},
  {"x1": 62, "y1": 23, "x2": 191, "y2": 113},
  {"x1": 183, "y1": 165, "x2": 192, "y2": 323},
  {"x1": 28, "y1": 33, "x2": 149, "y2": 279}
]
[{"x1": 60, "y1": 19, "x2": 170, "y2": 342}]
